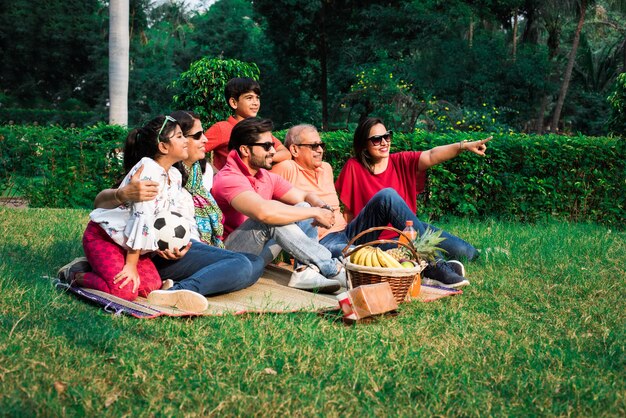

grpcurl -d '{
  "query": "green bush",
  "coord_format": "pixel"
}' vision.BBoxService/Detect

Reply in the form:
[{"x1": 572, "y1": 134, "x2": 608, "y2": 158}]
[
  {"x1": 172, "y1": 58, "x2": 260, "y2": 128},
  {"x1": 1, "y1": 125, "x2": 624, "y2": 228},
  {"x1": 0, "y1": 124, "x2": 126, "y2": 208},
  {"x1": 320, "y1": 130, "x2": 626, "y2": 228}
]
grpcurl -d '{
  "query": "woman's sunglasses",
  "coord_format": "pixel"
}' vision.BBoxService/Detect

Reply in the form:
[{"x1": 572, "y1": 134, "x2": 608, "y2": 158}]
[
  {"x1": 188, "y1": 131, "x2": 204, "y2": 140},
  {"x1": 368, "y1": 130, "x2": 393, "y2": 146},
  {"x1": 245, "y1": 142, "x2": 275, "y2": 151}
]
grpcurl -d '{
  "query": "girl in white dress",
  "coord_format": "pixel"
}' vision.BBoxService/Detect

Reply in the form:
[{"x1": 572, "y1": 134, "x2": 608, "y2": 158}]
[{"x1": 70, "y1": 115, "x2": 207, "y2": 311}]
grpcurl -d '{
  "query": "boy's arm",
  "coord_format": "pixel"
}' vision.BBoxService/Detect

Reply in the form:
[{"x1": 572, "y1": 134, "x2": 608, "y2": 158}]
[{"x1": 270, "y1": 135, "x2": 292, "y2": 164}]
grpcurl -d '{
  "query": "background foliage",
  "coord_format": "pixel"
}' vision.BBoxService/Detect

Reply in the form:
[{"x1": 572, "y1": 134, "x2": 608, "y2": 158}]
[
  {"x1": 0, "y1": 125, "x2": 126, "y2": 208},
  {"x1": 172, "y1": 57, "x2": 260, "y2": 127},
  {"x1": 2, "y1": 125, "x2": 623, "y2": 228},
  {"x1": 0, "y1": 0, "x2": 625, "y2": 134}
]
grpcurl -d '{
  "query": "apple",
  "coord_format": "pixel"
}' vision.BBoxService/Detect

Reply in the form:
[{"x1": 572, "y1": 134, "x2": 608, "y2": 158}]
[{"x1": 401, "y1": 261, "x2": 415, "y2": 268}]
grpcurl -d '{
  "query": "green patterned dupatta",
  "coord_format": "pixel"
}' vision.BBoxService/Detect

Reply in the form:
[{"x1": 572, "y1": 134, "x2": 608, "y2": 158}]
[{"x1": 184, "y1": 162, "x2": 225, "y2": 248}]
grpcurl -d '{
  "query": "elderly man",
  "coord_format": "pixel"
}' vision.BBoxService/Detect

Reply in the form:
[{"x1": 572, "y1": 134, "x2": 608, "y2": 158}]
[
  {"x1": 271, "y1": 124, "x2": 470, "y2": 288},
  {"x1": 212, "y1": 118, "x2": 345, "y2": 293}
]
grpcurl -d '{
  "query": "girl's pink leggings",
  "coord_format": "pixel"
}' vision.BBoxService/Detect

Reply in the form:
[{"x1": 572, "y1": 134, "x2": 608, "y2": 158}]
[{"x1": 81, "y1": 221, "x2": 162, "y2": 301}]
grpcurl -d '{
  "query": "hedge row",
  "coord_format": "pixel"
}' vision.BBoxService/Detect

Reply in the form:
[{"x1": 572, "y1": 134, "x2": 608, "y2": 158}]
[
  {"x1": 0, "y1": 108, "x2": 104, "y2": 128},
  {"x1": 1, "y1": 124, "x2": 624, "y2": 228},
  {"x1": 0, "y1": 124, "x2": 126, "y2": 208}
]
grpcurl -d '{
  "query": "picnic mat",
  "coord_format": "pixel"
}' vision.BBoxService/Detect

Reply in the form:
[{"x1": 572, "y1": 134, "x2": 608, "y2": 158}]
[{"x1": 53, "y1": 265, "x2": 462, "y2": 318}]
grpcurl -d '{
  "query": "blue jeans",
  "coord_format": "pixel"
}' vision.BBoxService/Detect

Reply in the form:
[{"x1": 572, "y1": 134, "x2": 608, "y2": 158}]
[
  {"x1": 151, "y1": 240, "x2": 264, "y2": 296},
  {"x1": 320, "y1": 188, "x2": 478, "y2": 261},
  {"x1": 224, "y1": 209, "x2": 339, "y2": 278}
]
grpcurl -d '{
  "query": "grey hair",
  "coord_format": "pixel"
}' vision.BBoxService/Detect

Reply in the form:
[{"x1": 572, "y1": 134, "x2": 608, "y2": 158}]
[{"x1": 284, "y1": 124, "x2": 318, "y2": 147}]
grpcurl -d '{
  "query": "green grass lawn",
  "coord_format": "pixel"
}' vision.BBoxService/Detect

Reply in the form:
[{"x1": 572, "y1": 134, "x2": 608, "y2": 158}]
[{"x1": 1, "y1": 208, "x2": 624, "y2": 417}]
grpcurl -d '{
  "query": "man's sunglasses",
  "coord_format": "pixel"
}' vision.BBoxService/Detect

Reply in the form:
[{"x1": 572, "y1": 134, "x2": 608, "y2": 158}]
[
  {"x1": 296, "y1": 142, "x2": 326, "y2": 151},
  {"x1": 245, "y1": 142, "x2": 275, "y2": 151},
  {"x1": 158, "y1": 115, "x2": 177, "y2": 139},
  {"x1": 368, "y1": 130, "x2": 393, "y2": 146},
  {"x1": 188, "y1": 131, "x2": 204, "y2": 140}
]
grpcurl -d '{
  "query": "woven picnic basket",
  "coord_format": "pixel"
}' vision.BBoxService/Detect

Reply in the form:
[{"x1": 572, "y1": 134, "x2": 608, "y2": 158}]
[{"x1": 342, "y1": 226, "x2": 425, "y2": 304}]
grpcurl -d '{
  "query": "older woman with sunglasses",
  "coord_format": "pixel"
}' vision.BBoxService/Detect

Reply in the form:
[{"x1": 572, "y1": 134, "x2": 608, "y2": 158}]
[
  {"x1": 335, "y1": 117, "x2": 491, "y2": 287},
  {"x1": 84, "y1": 111, "x2": 265, "y2": 305}
]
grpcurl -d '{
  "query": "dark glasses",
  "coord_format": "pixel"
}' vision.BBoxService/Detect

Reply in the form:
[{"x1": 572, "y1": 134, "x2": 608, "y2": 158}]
[
  {"x1": 158, "y1": 115, "x2": 177, "y2": 138},
  {"x1": 368, "y1": 130, "x2": 393, "y2": 146},
  {"x1": 296, "y1": 142, "x2": 326, "y2": 151},
  {"x1": 245, "y1": 142, "x2": 275, "y2": 151},
  {"x1": 188, "y1": 131, "x2": 204, "y2": 140}
]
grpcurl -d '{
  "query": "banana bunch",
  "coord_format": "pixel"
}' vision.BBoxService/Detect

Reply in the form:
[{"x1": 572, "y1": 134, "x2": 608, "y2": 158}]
[{"x1": 350, "y1": 246, "x2": 404, "y2": 268}]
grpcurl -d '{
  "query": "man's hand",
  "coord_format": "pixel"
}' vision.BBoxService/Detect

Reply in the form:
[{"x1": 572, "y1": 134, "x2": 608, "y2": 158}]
[
  {"x1": 312, "y1": 207, "x2": 335, "y2": 229},
  {"x1": 155, "y1": 242, "x2": 191, "y2": 260},
  {"x1": 118, "y1": 165, "x2": 160, "y2": 202},
  {"x1": 464, "y1": 136, "x2": 492, "y2": 156}
]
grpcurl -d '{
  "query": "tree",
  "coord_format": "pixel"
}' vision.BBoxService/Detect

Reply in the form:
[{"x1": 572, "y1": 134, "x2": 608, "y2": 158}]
[
  {"x1": 549, "y1": 0, "x2": 590, "y2": 132},
  {"x1": 0, "y1": 0, "x2": 104, "y2": 109},
  {"x1": 172, "y1": 57, "x2": 260, "y2": 127},
  {"x1": 109, "y1": 0, "x2": 130, "y2": 126},
  {"x1": 608, "y1": 70, "x2": 626, "y2": 134}
]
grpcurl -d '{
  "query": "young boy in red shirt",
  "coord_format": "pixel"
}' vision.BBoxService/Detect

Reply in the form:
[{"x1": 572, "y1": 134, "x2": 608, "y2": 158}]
[{"x1": 204, "y1": 78, "x2": 291, "y2": 170}]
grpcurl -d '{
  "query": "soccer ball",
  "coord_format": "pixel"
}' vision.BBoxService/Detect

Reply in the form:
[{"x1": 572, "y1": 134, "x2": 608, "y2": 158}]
[{"x1": 153, "y1": 211, "x2": 191, "y2": 251}]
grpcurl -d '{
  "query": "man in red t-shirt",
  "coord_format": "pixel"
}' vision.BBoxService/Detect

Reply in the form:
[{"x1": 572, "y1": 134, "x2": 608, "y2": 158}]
[
  {"x1": 204, "y1": 78, "x2": 291, "y2": 170},
  {"x1": 212, "y1": 117, "x2": 345, "y2": 293}
]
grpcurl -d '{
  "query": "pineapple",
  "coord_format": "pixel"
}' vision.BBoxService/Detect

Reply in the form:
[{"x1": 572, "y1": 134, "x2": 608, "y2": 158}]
[
  {"x1": 386, "y1": 227, "x2": 446, "y2": 262},
  {"x1": 385, "y1": 247, "x2": 411, "y2": 261}
]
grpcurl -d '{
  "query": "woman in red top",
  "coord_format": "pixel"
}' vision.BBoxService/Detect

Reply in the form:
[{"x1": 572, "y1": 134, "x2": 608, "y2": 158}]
[{"x1": 336, "y1": 117, "x2": 491, "y2": 287}]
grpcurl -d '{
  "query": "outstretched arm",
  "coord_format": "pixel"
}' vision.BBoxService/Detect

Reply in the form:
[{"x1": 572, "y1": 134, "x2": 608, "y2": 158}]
[{"x1": 418, "y1": 136, "x2": 492, "y2": 171}]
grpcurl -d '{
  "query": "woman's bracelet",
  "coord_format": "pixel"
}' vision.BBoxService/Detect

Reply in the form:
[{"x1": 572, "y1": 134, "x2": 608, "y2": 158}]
[
  {"x1": 114, "y1": 188, "x2": 123, "y2": 204},
  {"x1": 459, "y1": 140, "x2": 468, "y2": 151}
]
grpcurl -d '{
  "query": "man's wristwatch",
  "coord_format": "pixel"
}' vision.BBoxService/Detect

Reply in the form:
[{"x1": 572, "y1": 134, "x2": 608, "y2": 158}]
[{"x1": 321, "y1": 204, "x2": 333, "y2": 211}]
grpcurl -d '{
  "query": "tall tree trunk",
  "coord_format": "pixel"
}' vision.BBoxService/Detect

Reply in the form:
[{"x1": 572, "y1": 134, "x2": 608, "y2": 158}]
[
  {"x1": 109, "y1": 0, "x2": 129, "y2": 126},
  {"x1": 512, "y1": 12, "x2": 518, "y2": 60},
  {"x1": 320, "y1": 0, "x2": 329, "y2": 131},
  {"x1": 550, "y1": 0, "x2": 587, "y2": 133}
]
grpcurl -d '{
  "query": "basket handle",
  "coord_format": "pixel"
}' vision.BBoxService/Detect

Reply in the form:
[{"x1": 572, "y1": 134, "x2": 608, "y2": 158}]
[{"x1": 341, "y1": 226, "x2": 419, "y2": 262}]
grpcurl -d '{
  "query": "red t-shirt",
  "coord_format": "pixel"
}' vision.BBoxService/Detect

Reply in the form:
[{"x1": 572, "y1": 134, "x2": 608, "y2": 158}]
[
  {"x1": 213, "y1": 150, "x2": 293, "y2": 239},
  {"x1": 335, "y1": 152, "x2": 425, "y2": 239},
  {"x1": 205, "y1": 116, "x2": 284, "y2": 170}
]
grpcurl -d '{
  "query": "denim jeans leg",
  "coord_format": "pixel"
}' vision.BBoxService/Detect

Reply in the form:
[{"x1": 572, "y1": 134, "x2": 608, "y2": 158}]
[
  {"x1": 152, "y1": 240, "x2": 261, "y2": 296},
  {"x1": 225, "y1": 218, "x2": 338, "y2": 277},
  {"x1": 294, "y1": 202, "x2": 318, "y2": 269},
  {"x1": 319, "y1": 231, "x2": 350, "y2": 259},
  {"x1": 344, "y1": 188, "x2": 477, "y2": 261}
]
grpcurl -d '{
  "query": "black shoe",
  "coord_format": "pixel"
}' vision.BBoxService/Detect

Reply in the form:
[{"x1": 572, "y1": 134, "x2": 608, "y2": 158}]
[
  {"x1": 446, "y1": 260, "x2": 466, "y2": 277},
  {"x1": 422, "y1": 260, "x2": 470, "y2": 288},
  {"x1": 57, "y1": 257, "x2": 91, "y2": 284}
]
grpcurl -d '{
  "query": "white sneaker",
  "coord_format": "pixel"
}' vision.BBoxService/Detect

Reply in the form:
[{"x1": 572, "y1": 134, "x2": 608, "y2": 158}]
[
  {"x1": 147, "y1": 289, "x2": 208, "y2": 313},
  {"x1": 288, "y1": 266, "x2": 341, "y2": 294},
  {"x1": 329, "y1": 266, "x2": 347, "y2": 288}
]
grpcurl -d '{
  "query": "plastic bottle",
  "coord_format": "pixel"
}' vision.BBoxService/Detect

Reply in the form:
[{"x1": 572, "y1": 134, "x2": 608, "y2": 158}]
[{"x1": 398, "y1": 220, "x2": 417, "y2": 246}]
